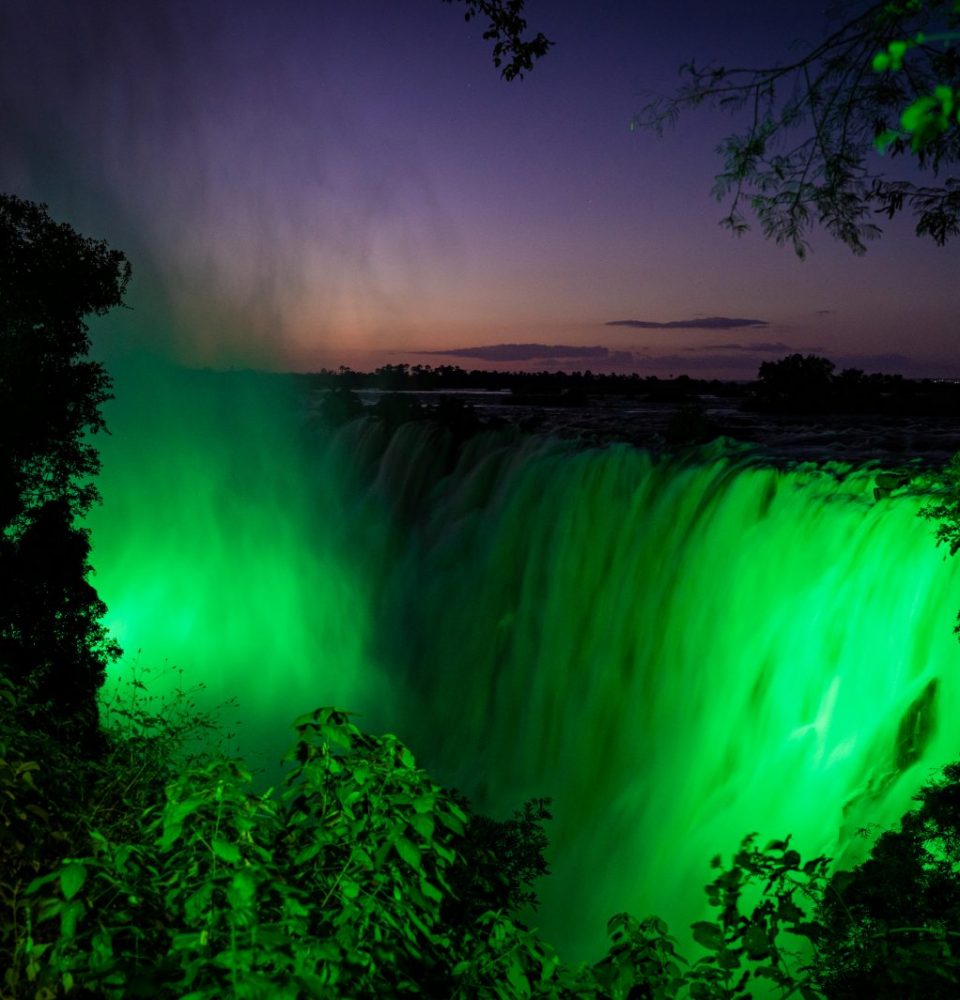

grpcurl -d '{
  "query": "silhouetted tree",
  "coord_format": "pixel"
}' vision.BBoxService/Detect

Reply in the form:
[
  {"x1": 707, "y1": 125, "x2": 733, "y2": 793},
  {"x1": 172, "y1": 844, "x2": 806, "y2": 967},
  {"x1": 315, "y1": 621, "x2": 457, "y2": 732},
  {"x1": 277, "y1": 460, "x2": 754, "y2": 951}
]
[
  {"x1": 443, "y1": 0, "x2": 552, "y2": 79},
  {"x1": 815, "y1": 759, "x2": 960, "y2": 997},
  {"x1": 0, "y1": 194, "x2": 129, "y2": 748},
  {"x1": 633, "y1": 1, "x2": 960, "y2": 255},
  {"x1": 753, "y1": 353, "x2": 836, "y2": 411}
]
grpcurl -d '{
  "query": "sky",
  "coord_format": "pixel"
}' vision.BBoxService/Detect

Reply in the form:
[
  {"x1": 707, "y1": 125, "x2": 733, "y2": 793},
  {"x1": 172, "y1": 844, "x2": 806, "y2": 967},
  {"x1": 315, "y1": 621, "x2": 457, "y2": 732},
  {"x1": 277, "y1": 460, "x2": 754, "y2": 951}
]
[{"x1": 1, "y1": 0, "x2": 957, "y2": 378}]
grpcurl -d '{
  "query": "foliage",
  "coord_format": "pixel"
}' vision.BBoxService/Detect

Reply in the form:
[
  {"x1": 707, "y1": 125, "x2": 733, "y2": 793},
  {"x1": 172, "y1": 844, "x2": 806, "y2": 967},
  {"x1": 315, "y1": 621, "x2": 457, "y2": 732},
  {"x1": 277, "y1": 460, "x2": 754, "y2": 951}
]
[
  {"x1": 815, "y1": 761, "x2": 960, "y2": 996},
  {"x1": 632, "y1": 1, "x2": 960, "y2": 255},
  {"x1": 919, "y1": 449, "x2": 960, "y2": 555},
  {"x1": 0, "y1": 194, "x2": 129, "y2": 747},
  {"x1": 684, "y1": 835, "x2": 830, "y2": 998},
  {"x1": 6, "y1": 700, "x2": 564, "y2": 998},
  {"x1": 919, "y1": 449, "x2": 960, "y2": 643},
  {"x1": 10, "y1": 667, "x2": 960, "y2": 997},
  {"x1": 443, "y1": 0, "x2": 553, "y2": 80},
  {"x1": 444, "y1": 792, "x2": 552, "y2": 927},
  {"x1": 751, "y1": 354, "x2": 837, "y2": 412}
]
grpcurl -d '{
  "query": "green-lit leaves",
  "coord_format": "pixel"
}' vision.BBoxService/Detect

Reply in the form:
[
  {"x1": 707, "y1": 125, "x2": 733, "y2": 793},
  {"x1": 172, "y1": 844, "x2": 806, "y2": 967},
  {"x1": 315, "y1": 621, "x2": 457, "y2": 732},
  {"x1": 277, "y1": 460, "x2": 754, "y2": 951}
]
[
  {"x1": 158, "y1": 792, "x2": 207, "y2": 850},
  {"x1": 684, "y1": 834, "x2": 832, "y2": 997},
  {"x1": 211, "y1": 837, "x2": 241, "y2": 865},
  {"x1": 873, "y1": 37, "x2": 916, "y2": 73},
  {"x1": 873, "y1": 26, "x2": 960, "y2": 153},
  {"x1": 692, "y1": 920, "x2": 725, "y2": 950},
  {"x1": 59, "y1": 862, "x2": 87, "y2": 901},
  {"x1": 901, "y1": 86, "x2": 959, "y2": 150},
  {"x1": 589, "y1": 913, "x2": 688, "y2": 999},
  {"x1": 394, "y1": 834, "x2": 422, "y2": 871},
  {"x1": 634, "y1": 5, "x2": 960, "y2": 251}
]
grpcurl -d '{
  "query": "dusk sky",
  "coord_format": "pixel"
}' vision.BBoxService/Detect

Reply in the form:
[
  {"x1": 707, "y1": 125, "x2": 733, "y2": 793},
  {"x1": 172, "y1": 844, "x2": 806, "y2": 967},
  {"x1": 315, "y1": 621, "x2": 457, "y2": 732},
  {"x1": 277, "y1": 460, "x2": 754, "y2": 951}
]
[{"x1": 2, "y1": 0, "x2": 957, "y2": 378}]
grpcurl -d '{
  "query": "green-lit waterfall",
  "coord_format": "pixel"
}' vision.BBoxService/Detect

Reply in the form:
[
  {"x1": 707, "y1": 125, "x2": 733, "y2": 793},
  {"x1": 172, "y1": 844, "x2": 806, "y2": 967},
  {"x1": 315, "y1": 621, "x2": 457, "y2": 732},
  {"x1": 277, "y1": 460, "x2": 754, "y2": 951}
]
[{"x1": 86, "y1": 365, "x2": 960, "y2": 961}]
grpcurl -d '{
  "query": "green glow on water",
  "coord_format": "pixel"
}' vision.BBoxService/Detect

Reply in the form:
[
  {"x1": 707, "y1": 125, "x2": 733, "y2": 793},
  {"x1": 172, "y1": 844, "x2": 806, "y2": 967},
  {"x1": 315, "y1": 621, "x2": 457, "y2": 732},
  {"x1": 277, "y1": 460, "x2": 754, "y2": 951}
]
[
  {"x1": 87, "y1": 373, "x2": 960, "y2": 962},
  {"x1": 368, "y1": 437, "x2": 960, "y2": 958},
  {"x1": 87, "y1": 362, "x2": 392, "y2": 769}
]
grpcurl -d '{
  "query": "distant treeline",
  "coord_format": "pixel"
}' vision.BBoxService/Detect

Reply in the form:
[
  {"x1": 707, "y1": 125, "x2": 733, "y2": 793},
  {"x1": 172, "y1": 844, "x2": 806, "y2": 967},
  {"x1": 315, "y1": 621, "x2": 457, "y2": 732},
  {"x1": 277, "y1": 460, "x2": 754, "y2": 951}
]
[
  {"x1": 293, "y1": 356, "x2": 960, "y2": 417},
  {"x1": 294, "y1": 362, "x2": 746, "y2": 401}
]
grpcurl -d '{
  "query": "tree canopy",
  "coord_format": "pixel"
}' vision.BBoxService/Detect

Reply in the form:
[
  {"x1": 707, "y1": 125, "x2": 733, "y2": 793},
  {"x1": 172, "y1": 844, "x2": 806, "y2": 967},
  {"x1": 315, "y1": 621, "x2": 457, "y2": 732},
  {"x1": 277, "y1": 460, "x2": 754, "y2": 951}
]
[
  {"x1": 443, "y1": 0, "x2": 552, "y2": 80},
  {"x1": 633, "y1": 1, "x2": 960, "y2": 256},
  {"x1": 0, "y1": 194, "x2": 129, "y2": 747}
]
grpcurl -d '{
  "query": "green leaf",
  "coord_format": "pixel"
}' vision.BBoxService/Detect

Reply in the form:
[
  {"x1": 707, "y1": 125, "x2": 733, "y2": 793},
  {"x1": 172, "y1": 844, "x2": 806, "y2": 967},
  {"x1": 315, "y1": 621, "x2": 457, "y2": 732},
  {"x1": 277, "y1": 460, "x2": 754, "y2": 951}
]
[
  {"x1": 227, "y1": 870, "x2": 257, "y2": 911},
  {"x1": 212, "y1": 838, "x2": 241, "y2": 864},
  {"x1": 171, "y1": 931, "x2": 206, "y2": 952},
  {"x1": 743, "y1": 922, "x2": 769, "y2": 958},
  {"x1": 395, "y1": 836, "x2": 421, "y2": 871},
  {"x1": 691, "y1": 920, "x2": 725, "y2": 950},
  {"x1": 59, "y1": 899, "x2": 84, "y2": 940},
  {"x1": 419, "y1": 875, "x2": 443, "y2": 903},
  {"x1": 505, "y1": 956, "x2": 532, "y2": 998},
  {"x1": 902, "y1": 95, "x2": 939, "y2": 132},
  {"x1": 185, "y1": 882, "x2": 214, "y2": 923},
  {"x1": 294, "y1": 841, "x2": 323, "y2": 866},
  {"x1": 312, "y1": 940, "x2": 342, "y2": 961},
  {"x1": 410, "y1": 813, "x2": 435, "y2": 840},
  {"x1": 25, "y1": 871, "x2": 60, "y2": 896},
  {"x1": 59, "y1": 862, "x2": 87, "y2": 902},
  {"x1": 158, "y1": 820, "x2": 183, "y2": 851}
]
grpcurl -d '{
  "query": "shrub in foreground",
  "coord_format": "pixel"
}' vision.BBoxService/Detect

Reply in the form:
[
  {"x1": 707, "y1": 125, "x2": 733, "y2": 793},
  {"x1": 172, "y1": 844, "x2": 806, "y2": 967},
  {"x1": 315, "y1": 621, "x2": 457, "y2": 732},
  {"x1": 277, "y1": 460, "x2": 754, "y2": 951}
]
[{"x1": 6, "y1": 683, "x2": 960, "y2": 998}]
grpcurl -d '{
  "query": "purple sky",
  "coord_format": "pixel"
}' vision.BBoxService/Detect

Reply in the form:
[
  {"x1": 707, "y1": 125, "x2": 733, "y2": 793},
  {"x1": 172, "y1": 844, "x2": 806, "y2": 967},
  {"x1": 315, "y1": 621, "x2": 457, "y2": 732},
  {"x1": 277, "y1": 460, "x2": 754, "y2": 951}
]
[{"x1": 2, "y1": 0, "x2": 957, "y2": 377}]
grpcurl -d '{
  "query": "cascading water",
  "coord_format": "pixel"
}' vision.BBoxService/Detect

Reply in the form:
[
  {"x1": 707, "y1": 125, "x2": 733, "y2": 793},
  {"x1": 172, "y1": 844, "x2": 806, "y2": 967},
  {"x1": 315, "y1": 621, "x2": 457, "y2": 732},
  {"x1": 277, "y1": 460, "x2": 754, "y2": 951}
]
[{"x1": 87, "y1": 366, "x2": 960, "y2": 962}]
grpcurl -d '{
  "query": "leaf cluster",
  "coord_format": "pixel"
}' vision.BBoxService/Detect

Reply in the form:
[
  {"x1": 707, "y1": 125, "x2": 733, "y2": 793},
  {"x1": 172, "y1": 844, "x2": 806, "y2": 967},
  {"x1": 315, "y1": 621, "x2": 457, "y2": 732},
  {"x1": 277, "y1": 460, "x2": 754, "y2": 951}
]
[
  {"x1": 4, "y1": 698, "x2": 565, "y2": 998},
  {"x1": 443, "y1": 0, "x2": 553, "y2": 80},
  {"x1": 816, "y1": 761, "x2": 960, "y2": 996},
  {"x1": 1, "y1": 194, "x2": 130, "y2": 748},
  {"x1": 632, "y1": 1, "x2": 960, "y2": 255},
  {"x1": 0, "y1": 194, "x2": 129, "y2": 529},
  {"x1": 919, "y1": 450, "x2": 960, "y2": 557},
  {"x1": 9, "y1": 669, "x2": 960, "y2": 997}
]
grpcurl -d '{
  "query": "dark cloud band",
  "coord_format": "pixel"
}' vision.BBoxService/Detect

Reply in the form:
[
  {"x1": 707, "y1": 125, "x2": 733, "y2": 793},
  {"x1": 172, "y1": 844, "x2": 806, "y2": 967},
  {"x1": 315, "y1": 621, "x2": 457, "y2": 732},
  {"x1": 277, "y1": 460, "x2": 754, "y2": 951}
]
[
  {"x1": 606, "y1": 316, "x2": 769, "y2": 330},
  {"x1": 419, "y1": 344, "x2": 613, "y2": 362}
]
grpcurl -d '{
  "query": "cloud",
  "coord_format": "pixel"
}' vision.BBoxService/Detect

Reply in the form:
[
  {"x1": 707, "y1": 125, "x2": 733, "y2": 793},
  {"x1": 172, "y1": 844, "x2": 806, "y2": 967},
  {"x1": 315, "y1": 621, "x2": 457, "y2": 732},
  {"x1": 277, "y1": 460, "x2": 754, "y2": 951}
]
[
  {"x1": 692, "y1": 341, "x2": 793, "y2": 353},
  {"x1": 632, "y1": 353, "x2": 774, "y2": 372},
  {"x1": 833, "y1": 352, "x2": 918, "y2": 372},
  {"x1": 605, "y1": 316, "x2": 769, "y2": 330},
  {"x1": 419, "y1": 343, "x2": 613, "y2": 362}
]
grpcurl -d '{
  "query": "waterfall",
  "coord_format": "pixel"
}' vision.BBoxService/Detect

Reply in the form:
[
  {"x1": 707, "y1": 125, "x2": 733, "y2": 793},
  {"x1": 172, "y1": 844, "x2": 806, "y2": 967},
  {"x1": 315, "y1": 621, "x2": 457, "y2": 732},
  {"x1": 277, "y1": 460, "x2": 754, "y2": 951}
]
[{"x1": 87, "y1": 367, "x2": 960, "y2": 960}]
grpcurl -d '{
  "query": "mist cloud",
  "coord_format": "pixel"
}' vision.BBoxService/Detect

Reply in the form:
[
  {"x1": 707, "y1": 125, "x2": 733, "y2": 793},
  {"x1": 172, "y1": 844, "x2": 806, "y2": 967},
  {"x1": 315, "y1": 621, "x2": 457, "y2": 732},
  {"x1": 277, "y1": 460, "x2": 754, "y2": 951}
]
[
  {"x1": 0, "y1": 1, "x2": 451, "y2": 367},
  {"x1": 606, "y1": 316, "x2": 769, "y2": 330},
  {"x1": 692, "y1": 342, "x2": 793, "y2": 353}
]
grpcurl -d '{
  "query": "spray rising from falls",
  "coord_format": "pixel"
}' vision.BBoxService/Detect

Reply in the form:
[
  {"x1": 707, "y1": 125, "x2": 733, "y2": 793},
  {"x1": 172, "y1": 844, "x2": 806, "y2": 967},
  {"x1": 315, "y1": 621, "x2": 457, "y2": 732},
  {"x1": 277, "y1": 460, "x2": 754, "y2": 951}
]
[{"x1": 87, "y1": 370, "x2": 960, "y2": 961}]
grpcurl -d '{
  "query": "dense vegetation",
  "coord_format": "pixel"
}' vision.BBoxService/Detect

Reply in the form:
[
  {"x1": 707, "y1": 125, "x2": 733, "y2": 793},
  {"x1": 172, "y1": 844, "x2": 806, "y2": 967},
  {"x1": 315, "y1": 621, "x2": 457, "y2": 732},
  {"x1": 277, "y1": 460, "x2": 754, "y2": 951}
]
[
  {"x1": 0, "y1": 194, "x2": 129, "y2": 751},
  {"x1": 300, "y1": 357, "x2": 960, "y2": 418},
  {"x1": 5, "y1": 197, "x2": 960, "y2": 997},
  {"x1": 7, "y1": 671, "x2": 960, "y2": 998}
]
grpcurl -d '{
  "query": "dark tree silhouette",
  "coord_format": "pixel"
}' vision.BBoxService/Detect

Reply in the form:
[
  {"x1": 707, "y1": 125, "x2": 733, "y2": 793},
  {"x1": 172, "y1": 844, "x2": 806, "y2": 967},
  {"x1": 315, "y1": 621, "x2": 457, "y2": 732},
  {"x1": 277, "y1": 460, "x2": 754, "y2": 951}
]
[
  {"x1": 443, "y1": 0, "x2": 552, "y2": 80},
  {"x1": 815, "y1": 759, "x2": 960, "y2": 996},
  {"x1": 751, "y1": 353, "x2": 837, "y2": 411},
  {"x1": 633, "y1": 1, "x2": 960, "y2": 256},
  {"x1": 0, "y1": 194, "x2": 129, "y2": 748}
]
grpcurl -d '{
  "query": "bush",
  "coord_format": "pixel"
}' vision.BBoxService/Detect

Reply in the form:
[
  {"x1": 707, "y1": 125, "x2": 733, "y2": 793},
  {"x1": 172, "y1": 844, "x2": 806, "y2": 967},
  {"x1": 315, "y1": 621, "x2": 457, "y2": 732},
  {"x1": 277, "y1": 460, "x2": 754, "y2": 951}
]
[{"x1": 10, "y1": 670, "x2": 960, "y2": 998}]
